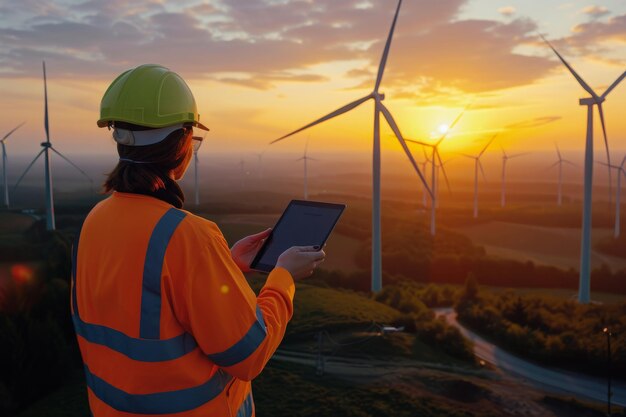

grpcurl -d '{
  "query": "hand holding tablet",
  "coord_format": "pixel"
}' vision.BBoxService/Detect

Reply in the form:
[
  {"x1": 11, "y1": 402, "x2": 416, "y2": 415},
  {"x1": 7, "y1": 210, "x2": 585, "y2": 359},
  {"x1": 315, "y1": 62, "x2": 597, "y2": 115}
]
[{"x1": 250, "y1": 200, "x2": 346, "y2": 275}]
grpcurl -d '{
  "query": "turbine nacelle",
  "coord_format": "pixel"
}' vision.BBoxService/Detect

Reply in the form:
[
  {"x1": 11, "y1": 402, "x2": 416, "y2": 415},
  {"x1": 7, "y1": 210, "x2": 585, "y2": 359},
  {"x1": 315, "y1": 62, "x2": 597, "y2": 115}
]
[
  {"x1": 41, "y1": 142, "x2": 51, "y2": 148},
  {"x1": 372, "y1": 91, "x2": 385, "y2": 101},
  {"x1": 579, "y1": 97, "x2": 605, "y2": 106}
]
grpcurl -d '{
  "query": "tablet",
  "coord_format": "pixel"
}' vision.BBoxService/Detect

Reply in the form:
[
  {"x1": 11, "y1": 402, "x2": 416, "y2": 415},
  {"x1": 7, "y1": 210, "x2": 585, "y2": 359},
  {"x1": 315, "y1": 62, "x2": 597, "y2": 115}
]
[{"x1": 250, "y1": 200, "x2": 346, "y2": 273}]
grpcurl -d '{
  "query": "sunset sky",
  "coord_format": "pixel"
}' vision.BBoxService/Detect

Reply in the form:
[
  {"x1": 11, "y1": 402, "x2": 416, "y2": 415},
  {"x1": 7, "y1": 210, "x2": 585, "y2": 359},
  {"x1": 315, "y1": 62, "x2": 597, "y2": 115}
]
[{"x1": 0, "y1": 0, "x2": 625, "y2": 165}]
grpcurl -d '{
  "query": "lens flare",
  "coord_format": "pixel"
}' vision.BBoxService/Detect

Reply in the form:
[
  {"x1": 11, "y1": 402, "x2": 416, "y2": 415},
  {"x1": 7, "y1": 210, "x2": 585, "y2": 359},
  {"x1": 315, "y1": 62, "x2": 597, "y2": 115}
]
[{"x1": 11, "y1": 264, "x2": 34, "y2": 284}]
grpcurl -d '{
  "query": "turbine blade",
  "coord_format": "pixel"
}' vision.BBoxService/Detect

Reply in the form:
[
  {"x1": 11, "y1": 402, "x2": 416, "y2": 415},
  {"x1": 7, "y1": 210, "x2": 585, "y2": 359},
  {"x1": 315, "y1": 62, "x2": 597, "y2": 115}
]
[
  {"x1": 479, "y1": 133, "x2": 497, "y2": 157},
  {"x1": 296, "y1": 157, "x2": 304, "y2": 161},
  {"x1": 563, "y1": 160, "x2": 577, "y2": 167},
  {"x1": 436, "y1": 150, "x2": 451, "y2": 193},
  {"x1": 405, "y1": 138, "x2": 432, "y2": 147},
  {"x1": 271, "y1": 95, "x2": 371, "y2": 144},
  {"x1": 304, "y1": 136, "x2": 309, "y2": 157},
  {"x1": 374, "y1": 0, "x2": 402, "y2": 93},
  {"x1": 307, "y1": 157, "x2": 319, "y2": 161},
  {"x1": 2, "y1": 122, "x2": 26, "y2": 142},
  {"x1": 547, "y1": 161, "x2": 560, "y2": 170},
  {"x1": 597, "y1": 103, "x2": 612, "y2": 202},
  {"x1": 43, "y1": 61, "x2": 50, "y2": 143},
  {"x1": 539, "y1": 34, "x2": 598, "y2": 99},
  {"x1": 378, "y1": 102, "x2": 431, "y2": 197},
  {"x1": 50, "y1": 147, "x2": 93, "y2": 183},
  {"x1": 14, "y1": 149, "x2": 45, "y2": 189},
  {"x1": 555, "y1": 143, "x2": 562, "y2": 160},
  {"x1": 436, "y1": 108, "x2": 466, "y2": 145},
  {"x1": 621, "y1": 156, "x2": 626, "y2": 169},
  {"x1": 509, "y1": 152, "x2": 529, "y2": 159},
  {"x1": 601, "y1": 71, "x2": 626, "y2": 99}
]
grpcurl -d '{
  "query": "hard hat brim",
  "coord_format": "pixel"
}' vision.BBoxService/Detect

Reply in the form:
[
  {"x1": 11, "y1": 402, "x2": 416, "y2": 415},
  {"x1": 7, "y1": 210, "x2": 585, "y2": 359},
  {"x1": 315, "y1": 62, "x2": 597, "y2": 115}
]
[
  {"x1": 97, "y1": 119, "x2": 210, "y2": 131},
  {"x1": 195, "y1": 121, "x2": 210, "y2": 131}
]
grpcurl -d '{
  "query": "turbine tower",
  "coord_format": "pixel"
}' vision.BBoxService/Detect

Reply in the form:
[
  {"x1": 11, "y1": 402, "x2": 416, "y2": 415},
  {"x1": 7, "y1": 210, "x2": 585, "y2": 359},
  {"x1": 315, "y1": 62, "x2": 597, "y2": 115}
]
[
  {"x1": 14, "y1": 62, "x2": 92, "y2": 230},
  {"x1": 270, "y1": 0, "x2": 431, "y2": 292},
  {"x1": 419, "y1": 147, "x2": 430, "y2": 207},
  {"x1": 500, "y1": 146, "x2": 527, "y2": 208},
  {"x1": 1, "y1": 122, "x2": 25, "y2": 208},
  {"x1": 597, "y1": 157, "x2": 626, "y2": 238},
  {"x1": 406, "y1": 109, "x2": 466, "y2": 235},
  {"x1": 192, "y1": 135, "x2": 204, "y2": 206},
  {"x1": 296, "y1": 138, "x2": 317, "y2": 200},
  {"x1": 238, "y1": 156, "x2": 245, "y2": 189},
  {"x1": 541, "y1": 34, "x2": 625, "y2": 303},
  {"x1": 549, "y1": 144, "x2": 575, "y2": 206},
  {"x1": 252, "y1": 148, "x2": 267, "y2": 182},
  {"x1": 462, "y1": 134, "x2": 497, "y2": 219}
]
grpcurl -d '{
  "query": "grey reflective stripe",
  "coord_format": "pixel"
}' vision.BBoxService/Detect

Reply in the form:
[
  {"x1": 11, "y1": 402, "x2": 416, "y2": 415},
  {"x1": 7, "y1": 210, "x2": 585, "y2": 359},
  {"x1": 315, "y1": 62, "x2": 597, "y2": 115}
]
[
  {"x1": 140, "y1": 208, "x2": 187, "y2": 339},
  {"x1": 84, "y1": 365, "x2": 233, "y2": 414},
  {"x1": 72, "y1": 315, "x2": 198, "y2": 362},
  {"x1": 236, "y1": 393, "x2": 254, "y2": 417},
  {"x1": 207, "y1": 305, "x2": 267, "y2": 367}
]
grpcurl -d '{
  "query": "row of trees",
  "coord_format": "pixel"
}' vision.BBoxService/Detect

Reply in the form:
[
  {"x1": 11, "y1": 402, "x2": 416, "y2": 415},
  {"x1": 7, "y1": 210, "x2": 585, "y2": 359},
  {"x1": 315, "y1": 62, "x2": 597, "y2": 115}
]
[
  {"x1": 456, "y1": 277, "x2": 626, "y2": 377},
  {"x1": 372, "y1": 281, "x2": 474, "y2": 362}
]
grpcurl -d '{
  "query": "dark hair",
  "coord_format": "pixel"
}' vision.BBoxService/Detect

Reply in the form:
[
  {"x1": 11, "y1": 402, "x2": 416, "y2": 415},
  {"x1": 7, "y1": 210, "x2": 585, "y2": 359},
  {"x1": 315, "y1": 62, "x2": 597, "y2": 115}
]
[{"x1": 104, "y1": 123, "x2": 193, "y2": 194}]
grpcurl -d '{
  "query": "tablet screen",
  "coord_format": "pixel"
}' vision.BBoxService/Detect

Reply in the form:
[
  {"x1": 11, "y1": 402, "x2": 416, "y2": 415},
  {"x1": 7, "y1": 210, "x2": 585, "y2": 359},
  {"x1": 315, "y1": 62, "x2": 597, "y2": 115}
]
[{"x1": 251, "y1": 200, "x2": 345, "y2": 272}]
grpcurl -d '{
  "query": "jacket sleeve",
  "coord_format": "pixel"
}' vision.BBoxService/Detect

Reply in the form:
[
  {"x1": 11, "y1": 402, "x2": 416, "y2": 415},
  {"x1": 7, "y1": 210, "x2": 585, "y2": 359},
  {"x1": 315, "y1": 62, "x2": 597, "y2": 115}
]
[{"x1": 175, "y1": 226, "x2": 295, "y2": 381}]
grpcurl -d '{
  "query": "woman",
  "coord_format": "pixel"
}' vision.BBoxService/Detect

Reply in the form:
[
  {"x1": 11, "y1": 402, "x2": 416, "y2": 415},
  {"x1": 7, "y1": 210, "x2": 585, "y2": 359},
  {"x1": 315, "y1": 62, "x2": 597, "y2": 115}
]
[{"x1": 71, "y1": 64, "x2": 325, "y2": 416}]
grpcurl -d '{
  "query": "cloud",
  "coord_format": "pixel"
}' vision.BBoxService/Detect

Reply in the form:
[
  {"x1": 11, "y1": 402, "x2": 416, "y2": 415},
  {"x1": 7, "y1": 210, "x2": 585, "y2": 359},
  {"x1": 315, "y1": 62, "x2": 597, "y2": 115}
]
[
  {"x1": 0, "y1": 0, "x2": 569, "y2": 98},
  {"x1": 505, "y1": 116, "x2": 562, "y2": 129},
  {"x1": 380, "y1": 18, "x2": 556, "y2": 97},
  {"x1": 214, "y1": 73, "x2": 329, "y2": 90},
  {"x1": 498, "y1": 6, "x2": 516, "y2": 17},
  {"x1": 556, "y1": 13, "x2": 626, "y2": 59},
  {"x1": 580, "y1": 5, "x2": 610, "y2": 18}
]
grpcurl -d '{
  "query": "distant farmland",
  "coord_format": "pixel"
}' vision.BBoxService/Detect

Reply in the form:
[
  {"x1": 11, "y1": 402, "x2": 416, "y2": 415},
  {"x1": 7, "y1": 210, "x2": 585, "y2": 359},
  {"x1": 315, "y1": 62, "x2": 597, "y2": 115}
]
[{"x1": 457, "y1": 221, "x2": 626, "y2": 271}]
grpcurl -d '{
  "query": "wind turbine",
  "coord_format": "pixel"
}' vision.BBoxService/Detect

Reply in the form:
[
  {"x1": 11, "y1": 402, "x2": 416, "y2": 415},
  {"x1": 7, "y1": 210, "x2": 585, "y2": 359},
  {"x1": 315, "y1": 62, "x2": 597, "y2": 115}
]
[
  {"x1": 500, "y1": 146, "x2": 528, "y2": 208},
  {"x1": 549, "y1": 144, "x2": 575, "y2": 206},
  {"x1": 296, "y1": 138, "x2": 318, "y2": 200},
  {"x1": 597, "y1": 157, "x2": 626, "y2": 238},
  {"x1": 540, "y1": 34, "x2": 625, "y2": 303},
  {"x1": 192, "y1": 135, "x2": 204, "y2": 206},
  {"x1": 462, "y1": 134, "x2": 497, "y2": 219},
  {"x1": 238, "y1": 156, "x2": 246, "y2": 189},
  {"x1": 14, "y1": 62, "x2": 92, "y2": 230},
  {"x1": 252, "y1": 148, "x2": 267, "y2": 182},
  {"x1": 270, "y1": 0, "x2": 431, "y2": 292},
  {"x1": 419, "y1": 147, "x2": 430, "y2": 207},
  {"x1": 1, "y1": 122, "x2": 25, "y2": 208},
  {"x1": 406, "y1": 109, "x2": 466, "y2": 235}
]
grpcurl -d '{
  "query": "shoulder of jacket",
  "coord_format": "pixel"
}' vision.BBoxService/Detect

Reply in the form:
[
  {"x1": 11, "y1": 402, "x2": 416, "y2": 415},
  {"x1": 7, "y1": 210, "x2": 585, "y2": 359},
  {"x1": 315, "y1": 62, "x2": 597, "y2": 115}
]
[{"x1": 172, "y1": 210, "x2": 225, "y2": 244}]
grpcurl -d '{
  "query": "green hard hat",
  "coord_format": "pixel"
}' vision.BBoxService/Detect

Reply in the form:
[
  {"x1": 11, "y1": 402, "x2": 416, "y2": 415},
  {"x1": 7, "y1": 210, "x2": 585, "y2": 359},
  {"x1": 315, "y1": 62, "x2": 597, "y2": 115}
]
[{"x1": 98, "y1": 64, "x2": 209, "y2": 131}]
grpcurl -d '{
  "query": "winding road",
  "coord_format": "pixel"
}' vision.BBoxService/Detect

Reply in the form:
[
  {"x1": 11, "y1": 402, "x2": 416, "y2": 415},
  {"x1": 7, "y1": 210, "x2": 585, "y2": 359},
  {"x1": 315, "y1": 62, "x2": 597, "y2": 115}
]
[{"x1": 435, "y1": 307, "x2": 626, "y2": 407}]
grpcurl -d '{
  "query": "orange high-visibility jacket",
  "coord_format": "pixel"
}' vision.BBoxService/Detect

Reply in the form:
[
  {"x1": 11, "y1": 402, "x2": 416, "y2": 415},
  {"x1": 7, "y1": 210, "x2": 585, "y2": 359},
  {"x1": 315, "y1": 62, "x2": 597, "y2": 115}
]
[{"x1": 71, "y1": 192, "x2": 295, "y2": 416}]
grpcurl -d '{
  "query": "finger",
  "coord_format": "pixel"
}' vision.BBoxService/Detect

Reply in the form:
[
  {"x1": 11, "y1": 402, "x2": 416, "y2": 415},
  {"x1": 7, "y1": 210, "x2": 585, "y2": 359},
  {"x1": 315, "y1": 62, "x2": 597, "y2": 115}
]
[
  {"x1": 304, "y1": 250, "x2": 326, "y2": 262},
  {"x1": 293, "y1": 245, "x2": 322, "y2": 252},
  {"x1": 248, "y1": 228, "x2": 272, "y2": 240}
]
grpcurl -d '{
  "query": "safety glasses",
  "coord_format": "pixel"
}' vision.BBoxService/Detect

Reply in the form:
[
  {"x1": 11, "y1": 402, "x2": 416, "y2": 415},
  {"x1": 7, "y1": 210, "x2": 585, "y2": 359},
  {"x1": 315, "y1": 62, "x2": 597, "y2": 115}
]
[{"x1": 192, "y1": 136, "x2": 203, "y2": 152}]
